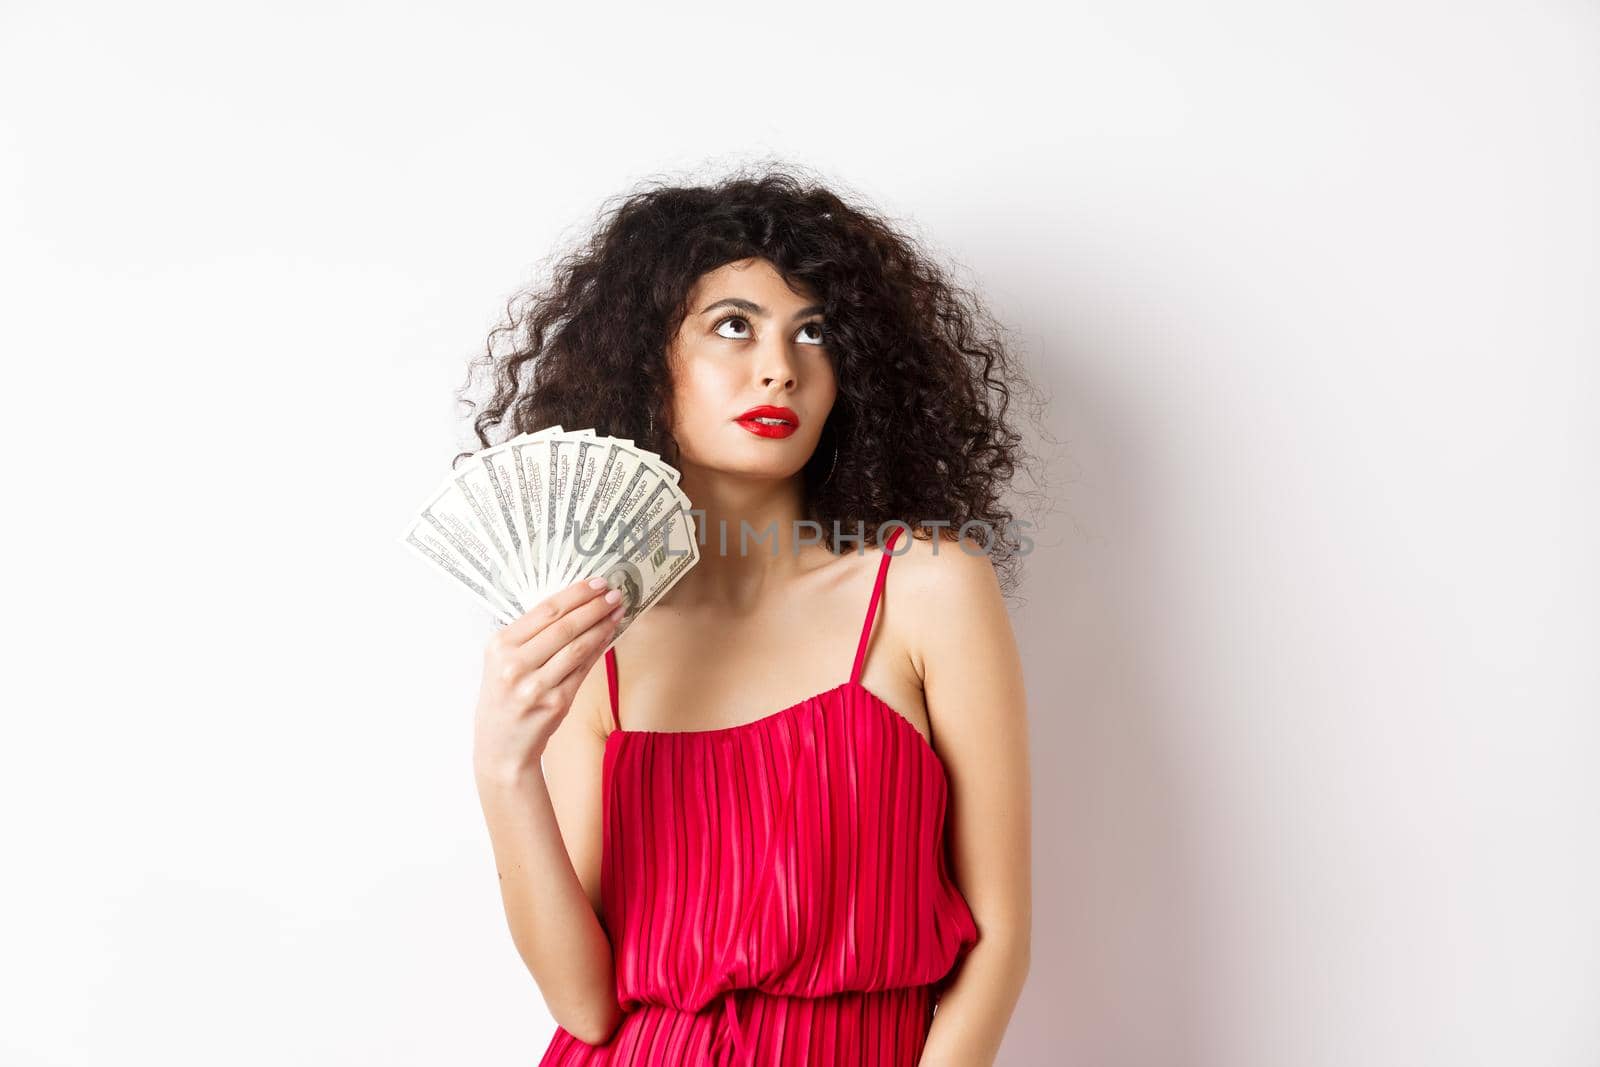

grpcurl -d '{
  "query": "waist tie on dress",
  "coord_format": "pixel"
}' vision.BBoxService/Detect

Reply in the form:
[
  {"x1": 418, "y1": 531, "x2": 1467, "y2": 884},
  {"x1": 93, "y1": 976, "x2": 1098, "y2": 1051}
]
[{"x1": 715, "y1": 989, "x2": 754, "y2": 1067}]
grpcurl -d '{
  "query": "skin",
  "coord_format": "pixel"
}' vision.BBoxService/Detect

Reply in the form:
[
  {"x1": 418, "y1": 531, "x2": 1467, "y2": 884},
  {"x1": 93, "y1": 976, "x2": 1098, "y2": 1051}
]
[{"x1": 475, "y1": 257, "x2": 1032, "y2": 1063}]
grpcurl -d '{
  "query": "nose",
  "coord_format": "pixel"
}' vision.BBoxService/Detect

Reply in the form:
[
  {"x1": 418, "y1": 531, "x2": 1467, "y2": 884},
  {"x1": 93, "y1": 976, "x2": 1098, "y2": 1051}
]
[{"x1": 754, "y1": 339, "x2": 799, "y2": 391}]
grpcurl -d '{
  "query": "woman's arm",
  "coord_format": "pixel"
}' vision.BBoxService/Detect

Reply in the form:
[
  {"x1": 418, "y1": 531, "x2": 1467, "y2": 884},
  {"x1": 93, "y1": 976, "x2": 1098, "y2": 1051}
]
[
  {"x1": 476, "y1": 660, "x2": 621, "y2": 1045},
  {"x1": 906, "y1": 535, "x2": 1033, "y2": 1066}
]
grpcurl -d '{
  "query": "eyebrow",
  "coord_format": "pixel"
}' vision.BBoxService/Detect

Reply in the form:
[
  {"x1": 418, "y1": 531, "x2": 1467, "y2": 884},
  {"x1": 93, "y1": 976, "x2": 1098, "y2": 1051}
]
[{"x1": 699, "y1": 297, "x2": 824, "y2": 320}]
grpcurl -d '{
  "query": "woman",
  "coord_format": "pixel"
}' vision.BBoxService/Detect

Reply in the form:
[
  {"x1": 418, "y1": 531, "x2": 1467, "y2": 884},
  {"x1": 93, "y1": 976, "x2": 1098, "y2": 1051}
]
[{"x1": 463, "y1": 167, "x2": 1036, "y2": 1066}]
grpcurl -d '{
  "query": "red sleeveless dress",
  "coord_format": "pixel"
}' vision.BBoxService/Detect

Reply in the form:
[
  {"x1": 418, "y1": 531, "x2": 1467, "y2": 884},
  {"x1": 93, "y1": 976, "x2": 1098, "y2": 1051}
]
[{"x1": 538, "y1": 527, "x2": 979, "y2": 1066}]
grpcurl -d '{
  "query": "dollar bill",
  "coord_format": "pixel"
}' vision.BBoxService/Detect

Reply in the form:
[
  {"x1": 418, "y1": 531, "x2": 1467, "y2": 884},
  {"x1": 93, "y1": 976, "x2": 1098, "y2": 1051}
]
[{"x1": 400, "y1": 426, "x2": 698, "y2": 631}]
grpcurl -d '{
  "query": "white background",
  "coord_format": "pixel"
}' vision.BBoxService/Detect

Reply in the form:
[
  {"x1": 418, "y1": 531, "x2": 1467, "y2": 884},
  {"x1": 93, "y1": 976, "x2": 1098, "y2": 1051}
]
[{"x1": 2, "y1": 2, "x2": 1595, "y2": 1064}]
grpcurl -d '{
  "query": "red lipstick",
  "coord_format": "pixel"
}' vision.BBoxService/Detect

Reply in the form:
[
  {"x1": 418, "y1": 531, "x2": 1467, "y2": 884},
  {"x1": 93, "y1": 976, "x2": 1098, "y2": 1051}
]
[{"x1": 734, "y1": 405, "x2": 799, "y2": 439}]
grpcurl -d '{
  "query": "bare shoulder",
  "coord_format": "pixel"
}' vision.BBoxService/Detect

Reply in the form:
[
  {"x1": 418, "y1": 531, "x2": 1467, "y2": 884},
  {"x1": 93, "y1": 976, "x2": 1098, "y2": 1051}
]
[
  {"x1": 888, "y1": 529, "x2": 1005, "y2": 668},
  {"x1": 887, "y1": 528, "x2": 1021, "y2": 749},
  {"x1": 890, "y1": 526, "x2": 1003, "y2": 589}
]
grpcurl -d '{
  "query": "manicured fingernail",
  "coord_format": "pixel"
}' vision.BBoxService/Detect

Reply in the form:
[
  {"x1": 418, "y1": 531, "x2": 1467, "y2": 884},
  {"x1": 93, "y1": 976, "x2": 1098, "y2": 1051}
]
[
  {"x1": 588, "y1": 577, "x2": 609, "y2": 589},
  {"x1": 604, "y1": 588, "x2": 622, "y2": 604}
]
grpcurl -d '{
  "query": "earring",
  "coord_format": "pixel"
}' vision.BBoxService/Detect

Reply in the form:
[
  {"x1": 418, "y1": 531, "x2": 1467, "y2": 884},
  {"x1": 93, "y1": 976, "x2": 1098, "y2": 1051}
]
[{"x1": 820, "y1": 443, "x2": 839, "y2": 487}]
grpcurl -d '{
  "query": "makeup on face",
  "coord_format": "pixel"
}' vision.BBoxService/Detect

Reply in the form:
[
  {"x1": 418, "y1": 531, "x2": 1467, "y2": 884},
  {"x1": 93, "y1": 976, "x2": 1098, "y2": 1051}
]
[{"x1": 733, "y1": 404, "x2": 800, "y2": 438}]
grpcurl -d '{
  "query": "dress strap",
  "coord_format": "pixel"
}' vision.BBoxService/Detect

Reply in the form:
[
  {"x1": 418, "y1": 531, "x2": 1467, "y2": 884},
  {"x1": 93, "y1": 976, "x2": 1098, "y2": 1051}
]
[
  {"x1": 604, "y1": 646, "x2": 620, "y2": 732},
  {"x1": 849, "y1": 525, "x2": 906, "y2": 686}
]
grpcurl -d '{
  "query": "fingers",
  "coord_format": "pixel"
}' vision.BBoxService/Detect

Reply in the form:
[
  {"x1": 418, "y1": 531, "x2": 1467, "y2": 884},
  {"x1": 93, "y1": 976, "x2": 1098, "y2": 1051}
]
[
  {"x1": 498, "y1": 576, "x2": 615, "y2": 647},
  {"x1": 508, "y1": 581, "x2": 624, "y2": 676},
  {"x1": 543, "y1": 610, "x2": 625, "y2": 711}
]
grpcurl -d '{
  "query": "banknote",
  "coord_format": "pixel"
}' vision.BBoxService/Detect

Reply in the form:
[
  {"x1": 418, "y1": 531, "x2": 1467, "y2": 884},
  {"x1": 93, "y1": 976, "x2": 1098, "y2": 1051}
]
[
  {"x1": 400, "y1": 426, "x2": 698, "y2": 636},
  {"x1": 399, "y1": 474, "x2": 529, "y2": 618}
]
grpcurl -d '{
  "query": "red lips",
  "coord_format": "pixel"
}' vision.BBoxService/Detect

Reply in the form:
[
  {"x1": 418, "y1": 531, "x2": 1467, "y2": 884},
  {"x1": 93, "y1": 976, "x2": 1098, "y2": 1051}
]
[{"x1": 734, "y1": 405, "x2": 799, "y2": 439}]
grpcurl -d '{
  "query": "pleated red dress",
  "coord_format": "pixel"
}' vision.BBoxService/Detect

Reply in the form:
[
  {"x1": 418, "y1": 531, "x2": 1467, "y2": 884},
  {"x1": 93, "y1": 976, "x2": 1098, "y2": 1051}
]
[{"x1": 538, "y1": 526, "x2": 979, "y2": 1066}]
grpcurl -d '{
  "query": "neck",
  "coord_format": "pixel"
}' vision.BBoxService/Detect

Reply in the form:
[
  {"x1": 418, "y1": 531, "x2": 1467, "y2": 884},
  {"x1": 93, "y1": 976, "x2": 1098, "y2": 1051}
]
[{"x1": 674, "y1": 462, "x2": 825, "y2": 611}]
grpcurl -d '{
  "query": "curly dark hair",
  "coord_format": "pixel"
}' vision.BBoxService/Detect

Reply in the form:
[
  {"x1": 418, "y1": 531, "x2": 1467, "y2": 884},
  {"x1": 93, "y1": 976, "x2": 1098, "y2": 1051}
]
[{"x1": 454, "y1": 160, "x2": 1049, "y2": 599}]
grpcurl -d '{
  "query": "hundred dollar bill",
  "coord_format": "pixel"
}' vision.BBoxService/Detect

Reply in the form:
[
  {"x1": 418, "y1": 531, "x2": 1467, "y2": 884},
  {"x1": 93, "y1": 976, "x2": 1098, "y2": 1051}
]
[
  {"x1": 400, "y1": 425, "x2": 700, "y2": 631},
  {"x1": 402, "y1": 472, "x2": 528, "y2": 616},
  {"x1": 587, "y1": 504, "x2": 699, "y2": 644},
  {"x1": 474, "y1": 447, "x2": 530, "y2": 603},
  {"x1": 480, "y1": 426, "x2": 563, "y2": 605},
  {"x1": 398, "y1": 507, "x2": 524, "y2": 619},
  {"x1": 557, "y1": 436, "x2": 643, "y2": 589},
  {"x1": 543, "y1": 428, "x2": 596, "y2": 597},
  {"x1": 446, "y1": 453, "x2": 527, "y2": 601},
  {"x1": 527, "y1": 429, "x2": 563, "y2": 597},
  {"x1": 553, "y1": 430, "x2": 606, "y2": 595},
  {"x1": 558, "y1": 440, "x2": 691, "y2": 590}
]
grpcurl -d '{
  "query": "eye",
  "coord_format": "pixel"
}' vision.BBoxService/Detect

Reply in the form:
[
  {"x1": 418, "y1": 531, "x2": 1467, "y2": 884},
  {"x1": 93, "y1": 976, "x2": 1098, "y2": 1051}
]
[
  {"x1": 714, "y1": 314, "x2": 753, "y2": 340},
  {"x1": 712, "y1": 315, "x2": 828, "y2": 346}
]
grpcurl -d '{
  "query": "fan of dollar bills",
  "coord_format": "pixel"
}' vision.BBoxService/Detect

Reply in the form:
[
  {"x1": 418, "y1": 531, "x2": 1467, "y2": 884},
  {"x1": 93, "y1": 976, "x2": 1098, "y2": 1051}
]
[{"x1": 399, "y1": 425, "x2": 700, "y2": 638}]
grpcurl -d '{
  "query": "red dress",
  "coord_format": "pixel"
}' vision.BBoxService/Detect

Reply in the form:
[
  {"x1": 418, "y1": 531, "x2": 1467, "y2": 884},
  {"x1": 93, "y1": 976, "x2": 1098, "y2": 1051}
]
[{"x1": 539, "y1": 527, "x2": 979, "y2": 1066}]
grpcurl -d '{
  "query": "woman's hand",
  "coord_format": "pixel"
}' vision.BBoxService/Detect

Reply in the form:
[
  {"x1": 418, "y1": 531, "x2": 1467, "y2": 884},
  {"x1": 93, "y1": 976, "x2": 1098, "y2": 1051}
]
[{"x1": 473, "y1": 576, "x2": 626, "y2": 783}]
